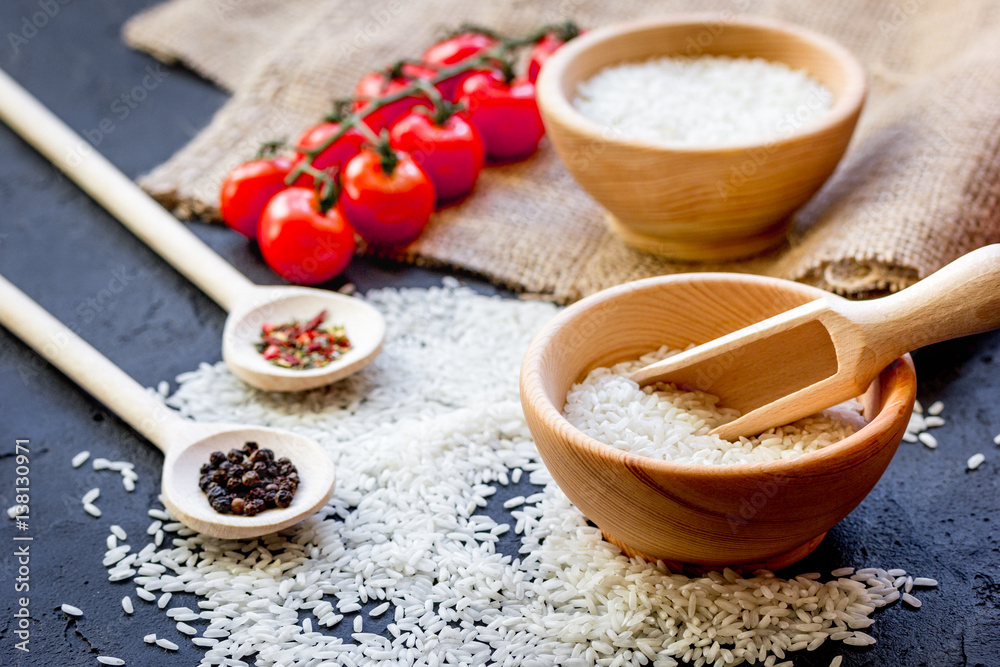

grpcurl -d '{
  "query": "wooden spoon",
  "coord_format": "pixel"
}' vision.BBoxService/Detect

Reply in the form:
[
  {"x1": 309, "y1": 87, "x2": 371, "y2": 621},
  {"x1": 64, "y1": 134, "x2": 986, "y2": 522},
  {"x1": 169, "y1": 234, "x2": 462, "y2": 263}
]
[
  {"x1": 0, "y1": 68, "x2": 385, "y2": 392},
  {"x1": 0, "y1": 274, "x2": 335, "y2": 538},
  {"x1": 631, "y1": 245, "x2": 1000, "y2": 440}
]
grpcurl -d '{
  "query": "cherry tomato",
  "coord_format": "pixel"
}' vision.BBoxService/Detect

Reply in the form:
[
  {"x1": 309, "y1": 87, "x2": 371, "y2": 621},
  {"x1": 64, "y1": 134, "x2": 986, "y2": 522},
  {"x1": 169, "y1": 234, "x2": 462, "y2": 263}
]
[
  {"x1": 353, "y1": 63, "x2": 437, "y2": 131},
  {"x1": 527, "y1": 29, "x2": 586, "y2": 82},
  {"x1": 294, "y1": 122, "x2": 365, "y2": 176},
  {"x1": 457, "y1": 72, "x2": 545, "y2": 163},
  {"x1": 219, "y1": 156, "x2": 297, "y2": 239},
  {"x1": 422, "y1": 32, "x2": 499, "y2": 100},
  {"x1": 389, "y1": 110, "x2": 484, "y2": 204},
  {"x1": 339, "y1": 149, "x2": 435, "y2": 246},
  {"x1": 258, "y1": 187, "x2": 356, "y2": 285}
]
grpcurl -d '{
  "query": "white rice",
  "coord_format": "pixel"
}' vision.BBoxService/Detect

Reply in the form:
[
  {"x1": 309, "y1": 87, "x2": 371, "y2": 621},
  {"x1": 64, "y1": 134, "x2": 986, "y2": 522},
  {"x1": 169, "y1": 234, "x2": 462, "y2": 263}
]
[
  {"x1": 95, "y1": 283, "x2": 929, "y2": 667},
  {"x1": 83, "y1": 503, "x2": 102, "y2": 518},
  {"x1": 61, "y1": 603, "x2": 83, "y2": 616},
  {"x1": 142, "y1": 633, "x2": 156, "y2": 644},
  {"x1": 82, "y1": 488, "x2": 100, "y2": 504},
  {"x1": 903, "y1": 399, "x2": 946, "y2": 447},
  {"x1": 97, "y1": 656, "x2": 124, "y2": 665},
  {"x1": 967, "y1": 453, "x2": 985, "y2": 470},
  {"x1": 574, "y1": 55, "x2": 833, "y2": 146},
  {"x1": 563, "y1": 346, "x2": 864, "y2": 464},
  {"x1": 176, "y1": 622, "x2": 197, "y2": 635},
  {"x1": 122, "y1": 596, "x2": 133, "y2": 614},
  {"x1": 111, "y1": 525, "x2": 127, "y2": 540},
  {"x1": 155, "y1": 638, "x2": 179, "y2": 651},
  {"x1": 72, "y1": 451, "x2": 91, "y2": 468}
]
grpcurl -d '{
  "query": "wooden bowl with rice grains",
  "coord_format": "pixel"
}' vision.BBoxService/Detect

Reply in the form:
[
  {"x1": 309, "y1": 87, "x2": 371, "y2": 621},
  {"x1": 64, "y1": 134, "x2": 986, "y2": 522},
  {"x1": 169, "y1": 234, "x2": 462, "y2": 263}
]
[
  {"x1": 519, "y1": 273, "x2": 915, "y2": 569},
  {"x1": 535, "y1": 14, "x2": 867, "y2": 261}
]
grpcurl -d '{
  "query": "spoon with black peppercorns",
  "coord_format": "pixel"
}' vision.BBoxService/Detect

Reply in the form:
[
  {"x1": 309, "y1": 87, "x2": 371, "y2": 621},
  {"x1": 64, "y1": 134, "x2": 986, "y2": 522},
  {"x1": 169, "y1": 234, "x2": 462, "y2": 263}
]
[{"x1": 0, "y1": 275, "x2": 336, "y2": 539}]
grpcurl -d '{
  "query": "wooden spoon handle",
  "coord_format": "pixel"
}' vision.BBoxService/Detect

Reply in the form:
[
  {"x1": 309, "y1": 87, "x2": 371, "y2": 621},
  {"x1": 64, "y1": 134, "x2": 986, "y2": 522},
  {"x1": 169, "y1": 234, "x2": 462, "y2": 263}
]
[
  {"x1": 0, "y1": 69, "x2": 255, "y2": 312},
  {"x1": 0, "y1": 274, "x2": 184, "y2": 452},
  {"x1": 852, "y1": 244, "x2": 1000, "y2": 360}
]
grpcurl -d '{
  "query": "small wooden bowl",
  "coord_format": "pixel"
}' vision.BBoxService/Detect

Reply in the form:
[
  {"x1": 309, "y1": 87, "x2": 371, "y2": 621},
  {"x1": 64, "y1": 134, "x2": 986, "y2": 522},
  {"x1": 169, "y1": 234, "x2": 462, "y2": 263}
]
[
  {"x1": 535, "y1": 15, "x2": 867, "y2": 261},
  {"x1": 519, "y1": 274, "x2": 915, "y2": 569}
]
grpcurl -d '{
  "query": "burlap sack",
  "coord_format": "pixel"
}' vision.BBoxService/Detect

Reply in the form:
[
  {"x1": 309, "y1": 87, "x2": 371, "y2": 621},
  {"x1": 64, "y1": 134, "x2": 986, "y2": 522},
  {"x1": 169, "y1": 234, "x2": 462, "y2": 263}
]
[{"x1": 124, "y1": 0, "x2": 1000, "y2": 302}]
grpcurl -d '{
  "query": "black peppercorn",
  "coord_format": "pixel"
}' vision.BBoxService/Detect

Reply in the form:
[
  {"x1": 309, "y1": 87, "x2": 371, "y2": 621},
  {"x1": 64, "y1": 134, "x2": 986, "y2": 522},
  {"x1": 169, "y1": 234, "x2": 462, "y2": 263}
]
[
  {"x1": 275, "y1": 489, "x2": 292, "y2": 508},
  {"x1": 200, "y1": 441, "x2": 300, "y2": 517},
  {"x1": 210, "y1": 496, "x2": 232, "y2": 513},
  {"x1": 243, "y1": 498, "x2": 265, "y2": 516}
]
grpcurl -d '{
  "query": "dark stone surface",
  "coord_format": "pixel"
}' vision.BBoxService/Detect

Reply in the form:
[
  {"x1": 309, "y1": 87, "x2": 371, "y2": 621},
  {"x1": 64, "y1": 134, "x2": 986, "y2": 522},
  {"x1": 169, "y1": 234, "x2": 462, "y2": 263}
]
[{"x1": 0, "y1": 2, "x2": 997, "y2": 665}]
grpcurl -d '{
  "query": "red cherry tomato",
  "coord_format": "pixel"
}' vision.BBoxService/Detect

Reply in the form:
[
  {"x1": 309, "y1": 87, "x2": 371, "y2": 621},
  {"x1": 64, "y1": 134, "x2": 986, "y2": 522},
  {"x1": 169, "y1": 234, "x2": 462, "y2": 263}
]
[
  {"x1": 457, "y1": 72, "x2": 545, "y2": 163},
  {"x1": 353, "y1": 63, "x2": 437, "y2": 131},
  {"x1": 219, "y1": 156, "x2": 298, "y2": 239},
  {"x1": 294, "y1": 122, "x2": 366, "y2": 176},
  {"x1": 527, "y1": 29, "x2": 586, "y2": 83},
  {"x1": 389, "y1": 110, "x2": 484, "y2": 204},
  {"x1": 257, "y1": 187, "x2": 356, "y2": 285},
  {"x1": 339, "y1": 149, "x2": 435, "y2": 246},
  {"x1": 422, "y1": 32, "x2": 499, "y2": 100}
]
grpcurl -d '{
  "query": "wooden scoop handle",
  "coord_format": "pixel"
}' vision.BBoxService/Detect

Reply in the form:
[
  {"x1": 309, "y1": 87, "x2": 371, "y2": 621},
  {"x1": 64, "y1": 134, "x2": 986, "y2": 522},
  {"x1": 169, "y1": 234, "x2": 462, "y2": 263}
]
[
  {"x1": 0, "y1": 69, "x2": 255, "y2": 312},
  {"x1": 0, "y1": 274, "x2": 186, "y2": 452},
  {"x1": 849, "y1": 244, "x2": 1000, "y2": 364}
]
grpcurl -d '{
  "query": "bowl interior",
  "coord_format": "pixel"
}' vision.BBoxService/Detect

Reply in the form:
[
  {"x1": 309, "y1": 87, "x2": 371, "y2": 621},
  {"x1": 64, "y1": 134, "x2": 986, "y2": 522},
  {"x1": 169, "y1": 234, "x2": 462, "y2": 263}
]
[
  {"x1": 536, "y1": 274, "x2": 841, "y2": 406},
  {"x1": 549, "y1": 15, "x2": 866, "y2": 148}
]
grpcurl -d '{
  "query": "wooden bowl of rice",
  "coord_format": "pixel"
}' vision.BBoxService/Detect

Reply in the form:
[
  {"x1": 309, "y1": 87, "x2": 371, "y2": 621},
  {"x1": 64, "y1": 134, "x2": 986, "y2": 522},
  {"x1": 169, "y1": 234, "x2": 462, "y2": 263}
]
[
  {"x1": 519, "y1": 273, "x2": 915, "y2": 568},
  {"x1": 535, "y1": 15, "x2": 867, "y2": 262}
]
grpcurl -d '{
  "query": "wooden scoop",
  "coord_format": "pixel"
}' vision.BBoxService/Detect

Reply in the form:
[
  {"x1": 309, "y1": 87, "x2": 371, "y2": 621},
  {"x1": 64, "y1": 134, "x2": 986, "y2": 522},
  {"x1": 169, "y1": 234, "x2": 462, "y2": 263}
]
[{"x1": 631, "y1": 245, "x2": 1000, "y2": 440}]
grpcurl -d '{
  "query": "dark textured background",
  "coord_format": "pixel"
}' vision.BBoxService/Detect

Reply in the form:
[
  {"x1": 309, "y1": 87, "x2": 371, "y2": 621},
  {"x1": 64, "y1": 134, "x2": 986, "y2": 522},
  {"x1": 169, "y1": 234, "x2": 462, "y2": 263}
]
[{"x1": 0, "y1": 2, "x2": 998, "y2": 665}]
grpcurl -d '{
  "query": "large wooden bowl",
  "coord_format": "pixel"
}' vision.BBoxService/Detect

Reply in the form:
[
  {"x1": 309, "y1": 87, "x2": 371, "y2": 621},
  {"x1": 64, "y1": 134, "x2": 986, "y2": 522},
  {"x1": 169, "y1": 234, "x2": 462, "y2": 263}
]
[
  {"x1": 519, "y1": 274, "x2": 915, "y2": 568},
  {"x1": 535, "y1": 15, "x2": 867, "y2": 261}
]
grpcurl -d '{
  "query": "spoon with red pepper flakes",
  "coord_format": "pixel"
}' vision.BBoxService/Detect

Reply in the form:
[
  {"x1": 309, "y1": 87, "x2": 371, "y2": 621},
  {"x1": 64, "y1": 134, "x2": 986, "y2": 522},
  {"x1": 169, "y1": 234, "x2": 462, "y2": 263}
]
[
  {"x1": 0, "y1": 275, "x2": 335, "y2": 538},
  {"x1": 0, "y1": 70, "x2": 385, "y2": 393},
  {"x1": 257, "y1": 309, "x2": 352, "y2": 370}
]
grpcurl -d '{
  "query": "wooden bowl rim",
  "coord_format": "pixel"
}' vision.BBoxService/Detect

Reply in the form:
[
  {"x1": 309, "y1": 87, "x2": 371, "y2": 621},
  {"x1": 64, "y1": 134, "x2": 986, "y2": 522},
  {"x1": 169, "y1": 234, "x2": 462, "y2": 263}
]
[
  {"x1": 536, "y1": 13, "x2": 869, "y2": 154},
  {"x1": 520, "y1": 273, "x2": 916, "y2": 481}
]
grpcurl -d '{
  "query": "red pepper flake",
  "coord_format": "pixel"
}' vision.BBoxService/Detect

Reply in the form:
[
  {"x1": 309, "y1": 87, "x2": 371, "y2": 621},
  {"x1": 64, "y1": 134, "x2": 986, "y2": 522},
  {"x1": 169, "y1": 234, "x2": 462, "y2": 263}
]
[{"x1": 255, "y1": 309, "x2": 352, "y2": 370}]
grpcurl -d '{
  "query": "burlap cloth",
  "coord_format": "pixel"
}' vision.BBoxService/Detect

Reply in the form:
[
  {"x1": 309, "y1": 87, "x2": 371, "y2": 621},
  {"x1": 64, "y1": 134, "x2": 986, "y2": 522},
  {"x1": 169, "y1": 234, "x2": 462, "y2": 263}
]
[{"x1": 124, "y1": 0, "x2": 1000, "y2": 303}]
